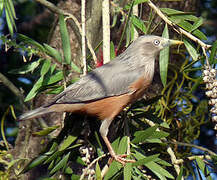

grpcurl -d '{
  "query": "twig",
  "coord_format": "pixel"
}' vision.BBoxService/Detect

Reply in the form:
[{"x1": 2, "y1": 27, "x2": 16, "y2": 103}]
[
  {"x1": 35, "y1": 0, "x2": 97, "y2": 64},
  {"x1": 147, "y1": 0, "x2": 211, "y2": 51},
  {"x1": 0, "y1": 72, "x2": 25, "y2": 107},
  {"x1": 102, "y1": 0, "x2": 110, "y2": 64},
  {"x1": 79, "y1": 153, "x2": 108, "y2": 180},
  {"x1": 167, "y1": 140, "x2": 217, "y2": 156},
  {"x1": 81, "y1": 0, "x2": 87, "y2": 75},
  {"x1": 143, "y1": 118, "x2": 183, "y2": 178},
  {"x1": 175, "y1": 155, "x2": 212, "y2": 164}
]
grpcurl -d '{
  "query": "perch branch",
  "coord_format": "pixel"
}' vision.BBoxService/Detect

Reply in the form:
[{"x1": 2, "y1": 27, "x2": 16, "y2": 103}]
[
  {"x1": 35, "y1": 0, "x2": 97, "y2": 64},
  {"x1": 147, "y1": 0, "x2": 211, "y2": 51}
]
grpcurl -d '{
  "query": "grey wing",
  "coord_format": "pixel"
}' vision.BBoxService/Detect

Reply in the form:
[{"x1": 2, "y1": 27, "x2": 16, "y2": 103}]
[{"x1": 49, "y1": 60, "x2": 142, "y2": 104}]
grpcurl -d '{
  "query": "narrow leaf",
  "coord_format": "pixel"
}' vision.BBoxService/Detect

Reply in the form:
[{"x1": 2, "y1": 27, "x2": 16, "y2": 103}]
[
  {"x1": 59, "y1": 135, "x2": 77, "y2": 151},
  {"x1": 50, "y1": 152, "x2": 70, "y2": 174},
  {"x1": 43, "y1": 71, "x2": 63, "y2": 85},
  {"x1": 8, "y1": 61, "x2": 40, "y2": 74},
  {"x1": 40, "y1": 59, "x2": 51, "y2": 76},
  {"x1": 183, "y1": 39, "x2": 199, "y2": 61},
  {"x1": 59, "y1": 14, "x2": 71, "y2": 65},
  {"x1": 124, "y1": 163, "x2": 132, "y2": 180},
  {"x1": 131, "y1": 15, "x2": 147, "y2": 34},
  {"x1": 17, "y1": 34, "x2": 45, "y2": 52},
  {"x1": 210, "y1": 40, "x2": 217, "y2": 64},
  {"x1": 190, "y1": 17, "x2": 203, "y2": 32},
  {"x1": 117, "y1": 136, "x2": 128, "y2": 154},
  {"x1": 133, "y1": 154, "x2": 159, "y2": 166},
  {"x1": 21, "y1": 155, "x2": 48, "y2": 173},
  {"x1": 44, "y1": 43, "x2": 63, "y2": 63},
  {"x1": 160, "y1": 24, "x2": 169, "y2": 87},
  {"x1": 176, "y1": 165, "x2": 184, "y2": 180},
  {"x1": 132, "y1": 125, "x2": 159, "y2": 144},
  {"x1": 33, "y1": 125, "x2": 60, "y2": 136},
  {"x1": 24, "y1": 76, "x2": 44, "y2": 101},
  {"x1": 95, "y1": 162, "x2": 102, "y2": 180}
]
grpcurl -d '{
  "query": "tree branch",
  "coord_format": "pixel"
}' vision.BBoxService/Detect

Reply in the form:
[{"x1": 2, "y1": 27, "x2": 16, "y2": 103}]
[
  {"x1": 35, "y1": 0, "x2": 97, "y2": 64},
  {"x1": 147, "y1": 0, "x2": 211, "y2": 50},
  {"x1": 0, "y1": 72, "x2": 25, "y2": 107}
]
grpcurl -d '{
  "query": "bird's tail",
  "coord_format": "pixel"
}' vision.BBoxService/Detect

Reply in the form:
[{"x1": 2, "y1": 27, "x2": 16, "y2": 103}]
[{"x1": 18, "y1": 107, "x2": 53, "y2": 121}]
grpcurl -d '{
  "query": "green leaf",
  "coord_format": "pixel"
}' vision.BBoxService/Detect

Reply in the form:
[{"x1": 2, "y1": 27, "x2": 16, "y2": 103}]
[
  {"x1": 183, "y1": 39, "x2": 199, "y2": 61},
  {"x1": 43, "y1": 71, "x2": 63, "y2": 85},
  {"x1": 132, "y1": 125, "x2": 159, "y2": 144},
  {"x1": 41, "y1": 59, "x2": 51, "y2": 76},
  {"x1": 44, "y1": 151, "x2": 64, "y2": 164},
  {"x1": 209, "y1": 40, "x2": 217, "y2": 64},
  {"x1": 95, "y1": 162, "x2": 102, "y2": 180},
  {"x1": 59, "y1": 14, "x2": 71, "y2": 65},
  {"x1": 117, "y1": 136, "x2": 128, "y2": 154},
  {"x1": 124, "y1": 163, "x2": 132, "y2": 180},
  {"x1": 192, "y1": 29, "x2": 207, "y2": 40},
  {"x1": 8, "y1": 61, "x2": 40, "y2": 74},
  {"x1": 65, "y1": 167, "x2": 73, "y2": 174},
  {"x1": 124, "y1": 0, "x2": 148, "y2": 9},
  {"x1": 161, "y1": 8, "x2": 198, "y2": 21},
  {"x1": 5, "y1": 8, "x2": 14, "y2": 35},
  {"x1": 133, "y1": 154, "x2": 159, "y2": 166},
  {"x1": 24, "y1": 76, "x2": 44, "y2": 101},
  {"x1": 17, "y1": 34, "x2": 45, "y2": 52},
  {"x1": 160, "y1": 24, "x2": 169, "y2": 87},
  {"x1": 104, "y1": 161, "x2": 121, "y2": 180},
  {"x1": 59, "y1": 135, "x2": 77, "y2": 151},
  {"x1": 145, "y1": 161, "x2": 174, "y2": 179},
  {"x1": 110, "y1": 41, "x2": 116, "y2": 60},
  {"x1": 33, "y1": 125, "x2": 60, "y2": 136},
  {"x1": 176, "y1": 165, "x2": 184, "y2": 180},
  {"x1": 190, "y1": 17, "x2": 203, "y2": 32},
  {"x1": 131, "y1": 15, "x2": 147, "y2": 34},
  {"x1": 50, "y1": 152, "x2": 70, "y2": 174},
  {"x1": 21, "y1": 155, "x2": 48, "y2": 173},
  {"x1": 44, "y1": 43, "x2": 63, "y2": 63}
]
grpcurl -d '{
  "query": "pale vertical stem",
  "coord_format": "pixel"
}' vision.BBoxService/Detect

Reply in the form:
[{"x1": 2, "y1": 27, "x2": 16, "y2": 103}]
[
  {"x1": 133, "y1": 4, "x2": 139, "y2": 39},
  {"x1": 81, "y1": 0, "x2": 87, "y2": 75},
  {"x1": 102, "y1": 0, "x2": 110, "y2": 64}
]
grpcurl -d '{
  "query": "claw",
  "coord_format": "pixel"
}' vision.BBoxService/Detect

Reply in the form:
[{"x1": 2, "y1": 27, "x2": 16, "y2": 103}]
[{"x1": 111, "y1": 154, "x2": 136, "y2": 165}]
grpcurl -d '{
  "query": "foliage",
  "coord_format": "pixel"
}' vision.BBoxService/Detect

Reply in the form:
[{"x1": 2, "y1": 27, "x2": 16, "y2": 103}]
[{"x1": 0, "y1": 0, "x2": 217, "y2": 179}]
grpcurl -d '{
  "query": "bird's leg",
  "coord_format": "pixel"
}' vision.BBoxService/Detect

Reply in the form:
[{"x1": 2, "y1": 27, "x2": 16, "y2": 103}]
[{"x1": 100, "y1": 119, "x2": 135, "y2": 165}]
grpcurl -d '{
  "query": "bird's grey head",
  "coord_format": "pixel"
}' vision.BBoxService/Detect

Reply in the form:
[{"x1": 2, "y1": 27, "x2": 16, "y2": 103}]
[{"x1": 129, "y1": 35, "x2": 183, "y2": 58}]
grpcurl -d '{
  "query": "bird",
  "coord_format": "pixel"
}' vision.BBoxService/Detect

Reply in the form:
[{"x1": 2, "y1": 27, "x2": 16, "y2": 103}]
[{"x1": 18, "y1": 35, "x2": 183, "y2": 165}]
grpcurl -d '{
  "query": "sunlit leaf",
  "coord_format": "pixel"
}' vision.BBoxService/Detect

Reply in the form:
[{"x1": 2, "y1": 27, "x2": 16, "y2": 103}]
[
  {"x1": 17, "y1": 34, "x2": 45, "y2": 52},
  {"x1": 132, "y1": 125, "x2": 159, "y2": 144},
  {"x1": 59, "y1": 14, "x2": 71, "y2": 65},
  {"x1": 21, "y1": 155, "x2": 48, "y2": 173},
  {"x1": 44, "y1": 43, "x2": 63, "y2": 63},
  {"x1": 40, "y1": 59, "x2": 51, "y2": 76},
  {"x1": 160, "y1": 24, "x2": 169, "y2": 87},
  {"x1": 133, "y1": 154, "x2": 159, "y2": 166},
  {"x1": 43, "y1": 71, "x2": 63, "y2": 85},
  {"x1": 183, "y1": 39, "x2": 199, "y2": 61},
  {"x1": 50, "y1": 152, "x2": 70, "y2": 174},
  {"x1": 210, "y1": 40, "x2": 217, "y2": 64},
  {"x1": 117, "y1": 136, "x2": 128, "y2": 154},
  {"x1": 110, "y1": 41, "x2": 116, "y2": 60},
  {"x1": 131, "y1": 15, "x2": 147, "y2": 34},
  {"x1": 124, "y1": 163, "x2": 132, "y2": 180},
  {"x1": 59, "y1": 135, "x2": 77, "y2": 151},
  {"x1": 24, "y1": 76, "x2": 44, "y2": 101},
  {"x1": 190, "y1": 17, "x2": 203, "y2": 32},
  {"x1": 33, "y1": 125, "x2": 60, "y2": 136},
  {"x1": 8, "y1": 61, "x2": 40, "y2": 74},
  {"x1": 96, "y1": 162, "x2": 102, "y2": 180}
]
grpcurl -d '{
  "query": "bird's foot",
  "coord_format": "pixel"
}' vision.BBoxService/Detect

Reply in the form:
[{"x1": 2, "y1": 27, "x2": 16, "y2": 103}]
[{"x1": 110, "y1": 154, "x2": 136, "y2": 166}]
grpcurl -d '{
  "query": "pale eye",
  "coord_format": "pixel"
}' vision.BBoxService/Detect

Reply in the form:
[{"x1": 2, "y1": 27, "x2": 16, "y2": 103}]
[{"x1": 154, "y1": 39, "x2": 160, "y2": 46}]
